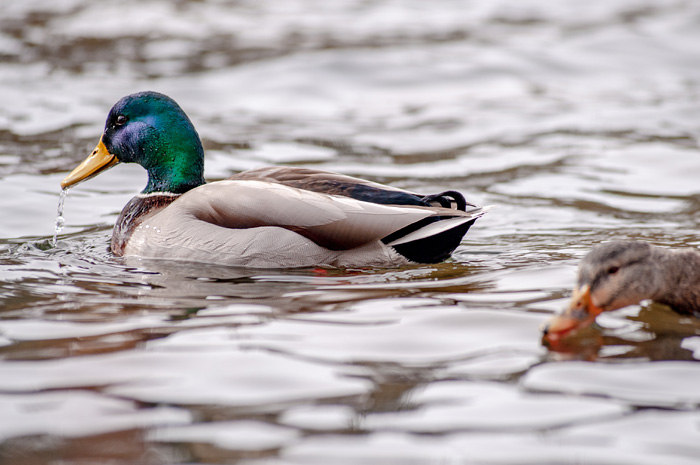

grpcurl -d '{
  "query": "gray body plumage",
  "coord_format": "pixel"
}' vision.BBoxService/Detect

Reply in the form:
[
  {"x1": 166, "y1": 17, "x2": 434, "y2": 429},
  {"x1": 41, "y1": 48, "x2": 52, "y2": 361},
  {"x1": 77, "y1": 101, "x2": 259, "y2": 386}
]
[{"x1": 120, "y1": 180, "x2": 487, "y2": 268}]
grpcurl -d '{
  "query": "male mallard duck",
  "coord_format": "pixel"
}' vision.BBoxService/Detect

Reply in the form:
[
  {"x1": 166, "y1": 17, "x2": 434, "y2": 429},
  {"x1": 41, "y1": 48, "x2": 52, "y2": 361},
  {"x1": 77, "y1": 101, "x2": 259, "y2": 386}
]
[
  {"x1": 543, "y1": 241, "x2": 700, "y2": 342},
  {"x1": 61, "y1": 91, "x2": 486, "y2": 268}
]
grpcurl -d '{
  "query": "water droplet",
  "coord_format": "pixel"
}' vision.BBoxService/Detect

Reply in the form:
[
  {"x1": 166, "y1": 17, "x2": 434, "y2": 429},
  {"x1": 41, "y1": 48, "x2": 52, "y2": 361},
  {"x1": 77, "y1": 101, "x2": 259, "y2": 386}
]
[{"x1": 52, "y1": 188, "x2": 69, "y2": 247}]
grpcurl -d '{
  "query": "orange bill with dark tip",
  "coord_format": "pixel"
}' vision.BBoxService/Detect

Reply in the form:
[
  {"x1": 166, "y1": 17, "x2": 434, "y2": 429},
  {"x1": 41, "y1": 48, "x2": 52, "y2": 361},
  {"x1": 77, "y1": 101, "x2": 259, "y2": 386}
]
[
  {"x1": 61, "y1": 136, "x2": 118, "y2": 189},
  {"x1": 542, "y1": 284, "x2": 604, "y2": 342}
]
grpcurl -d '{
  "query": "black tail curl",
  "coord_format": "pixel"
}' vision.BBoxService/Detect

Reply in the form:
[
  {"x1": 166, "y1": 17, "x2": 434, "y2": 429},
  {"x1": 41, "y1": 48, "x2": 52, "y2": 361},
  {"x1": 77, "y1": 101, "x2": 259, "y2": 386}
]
[{"x1": 421, "y1": 191, "x2": 473, "y2": 211}]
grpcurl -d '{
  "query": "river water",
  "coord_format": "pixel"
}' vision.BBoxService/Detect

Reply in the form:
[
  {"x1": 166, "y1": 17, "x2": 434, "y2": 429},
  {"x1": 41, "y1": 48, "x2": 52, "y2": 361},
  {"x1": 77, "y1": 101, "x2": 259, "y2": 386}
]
[{"x1": 1, "y1": 1, "x2": 700, "y2": 464}]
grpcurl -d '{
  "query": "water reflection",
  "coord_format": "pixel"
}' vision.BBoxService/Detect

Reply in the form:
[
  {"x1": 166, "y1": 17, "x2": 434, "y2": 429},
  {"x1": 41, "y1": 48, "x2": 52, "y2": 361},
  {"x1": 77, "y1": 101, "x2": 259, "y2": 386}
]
[{"x1": 545, "y1": 303, "x2": 700, "y2": 362}]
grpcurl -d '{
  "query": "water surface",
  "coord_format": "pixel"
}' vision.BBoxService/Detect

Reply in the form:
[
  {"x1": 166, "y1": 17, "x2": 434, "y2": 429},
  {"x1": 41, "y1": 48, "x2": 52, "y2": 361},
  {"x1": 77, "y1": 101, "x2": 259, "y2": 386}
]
[{"x1": 1, "y1": 1, "x2": 700, "y2": 463}]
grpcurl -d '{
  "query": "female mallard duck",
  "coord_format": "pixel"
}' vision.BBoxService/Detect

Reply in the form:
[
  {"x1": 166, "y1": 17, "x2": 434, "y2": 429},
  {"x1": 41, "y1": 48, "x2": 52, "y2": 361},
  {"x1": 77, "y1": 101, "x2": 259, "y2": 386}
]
[
  {"x1": 543, "y1": 241, "x2": 700, "y2": 342},
  {"x1": 61, "y1": 91, "x2": 487, "y2": 268}
]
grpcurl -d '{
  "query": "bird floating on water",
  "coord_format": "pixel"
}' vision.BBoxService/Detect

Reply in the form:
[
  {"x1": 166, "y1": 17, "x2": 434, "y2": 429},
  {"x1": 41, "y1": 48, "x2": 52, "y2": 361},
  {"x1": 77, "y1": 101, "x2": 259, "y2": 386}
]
[
  {"x1": 61, "y1": 91, "x2": 486, "y2": 268},
  {"x1": 543, "y1": 240, "x2": 700, "y2": 342}
]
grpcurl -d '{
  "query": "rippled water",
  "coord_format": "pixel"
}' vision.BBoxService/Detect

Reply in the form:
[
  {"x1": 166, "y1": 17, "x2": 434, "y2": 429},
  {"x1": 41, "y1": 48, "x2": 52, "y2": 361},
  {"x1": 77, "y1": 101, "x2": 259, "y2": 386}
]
[{"x1": 2, "y1": 1, "x2": 700, "y2": 463}]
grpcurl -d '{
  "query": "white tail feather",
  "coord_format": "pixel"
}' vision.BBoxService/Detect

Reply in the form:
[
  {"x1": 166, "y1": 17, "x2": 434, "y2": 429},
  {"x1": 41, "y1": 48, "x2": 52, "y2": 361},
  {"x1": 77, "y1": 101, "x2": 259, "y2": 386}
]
[{"x1": 386, "y1": 207, "x2": 490, "y2": 247}]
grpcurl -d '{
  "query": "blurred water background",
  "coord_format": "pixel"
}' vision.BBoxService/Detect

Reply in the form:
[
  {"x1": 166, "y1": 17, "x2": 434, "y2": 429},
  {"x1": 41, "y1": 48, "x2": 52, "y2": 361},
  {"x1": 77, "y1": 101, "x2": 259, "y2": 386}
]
[{"x1": 2, "y1": 1, "x2": 700, "y2": 463}]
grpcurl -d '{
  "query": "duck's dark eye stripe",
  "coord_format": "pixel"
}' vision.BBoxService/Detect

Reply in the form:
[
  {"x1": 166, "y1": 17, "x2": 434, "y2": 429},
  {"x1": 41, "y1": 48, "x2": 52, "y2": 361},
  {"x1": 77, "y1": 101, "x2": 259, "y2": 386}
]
[{"x1": 116, "y1": 115, "x2": 127, "y2": 126}]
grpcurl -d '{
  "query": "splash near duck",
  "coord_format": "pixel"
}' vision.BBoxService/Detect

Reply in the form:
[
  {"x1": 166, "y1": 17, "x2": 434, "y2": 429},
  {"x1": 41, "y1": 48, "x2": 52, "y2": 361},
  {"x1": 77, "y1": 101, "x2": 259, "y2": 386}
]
[{"x1": 61, "y1": 91, "x2": 487, "y2": 268}]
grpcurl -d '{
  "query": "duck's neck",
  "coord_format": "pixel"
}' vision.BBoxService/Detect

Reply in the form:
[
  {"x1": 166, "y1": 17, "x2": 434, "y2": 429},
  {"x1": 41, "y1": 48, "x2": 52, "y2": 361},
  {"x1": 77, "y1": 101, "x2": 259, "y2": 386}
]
[
  {"x1": 142, "y1": 143, "x2": 206, "y2": 195},
  {"x1": 111, "y1": 192, "x2": 180, "y2": 255},
  {"x1": 653, "y1": 248, "x2": 700, "y2": 315}
]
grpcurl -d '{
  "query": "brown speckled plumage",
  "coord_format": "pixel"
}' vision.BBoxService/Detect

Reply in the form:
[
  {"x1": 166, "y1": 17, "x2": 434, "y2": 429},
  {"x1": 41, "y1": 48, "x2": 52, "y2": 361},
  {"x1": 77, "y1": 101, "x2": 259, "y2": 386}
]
[
  {"x1": 543, "y1": 241, "x2": 700, "y2": 342},
  {"x1": 578, "y1": 241, "x2": 700, "y2": 315}
]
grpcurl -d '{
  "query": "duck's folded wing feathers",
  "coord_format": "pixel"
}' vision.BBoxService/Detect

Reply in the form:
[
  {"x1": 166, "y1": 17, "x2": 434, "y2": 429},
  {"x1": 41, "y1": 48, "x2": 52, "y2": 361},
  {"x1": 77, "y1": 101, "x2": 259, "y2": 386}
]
[
  {"x1": 228, "y1": 166, "x2": 436, "y2": 207},
  {"x1": 176, "y1": 180, "x2": 480, "y2": 250},
  {"x1": 229, "y1": 166, "x2": 411, "y2": 193}
]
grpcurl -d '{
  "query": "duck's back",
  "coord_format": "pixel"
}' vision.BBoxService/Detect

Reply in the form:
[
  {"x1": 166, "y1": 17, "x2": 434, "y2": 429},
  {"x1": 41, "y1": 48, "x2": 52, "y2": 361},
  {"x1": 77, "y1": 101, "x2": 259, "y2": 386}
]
[
  {"x1": 656, "y1": 248, "x2": 700, "y2": 315},
  {"x1": 229, "y1": 166, "x2": 465, "y2": 208}
]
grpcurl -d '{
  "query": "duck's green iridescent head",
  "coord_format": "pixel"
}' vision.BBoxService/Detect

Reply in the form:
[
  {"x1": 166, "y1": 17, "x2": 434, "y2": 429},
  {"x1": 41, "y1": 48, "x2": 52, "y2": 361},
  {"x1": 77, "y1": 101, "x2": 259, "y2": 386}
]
[{"x1": 61, "y1": 91, "x2": 206, "y2": 194}]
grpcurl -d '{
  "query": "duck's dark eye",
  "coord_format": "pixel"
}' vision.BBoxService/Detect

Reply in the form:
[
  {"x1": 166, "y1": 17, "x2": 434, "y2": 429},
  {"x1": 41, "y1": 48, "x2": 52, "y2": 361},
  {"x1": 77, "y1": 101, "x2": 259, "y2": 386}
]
[
  {"x1": 115, "y1": 115, "x2": 127, "y2": 126},
  {"x1": 607, "y1": 266, "x2": 619, "y2": 275}
]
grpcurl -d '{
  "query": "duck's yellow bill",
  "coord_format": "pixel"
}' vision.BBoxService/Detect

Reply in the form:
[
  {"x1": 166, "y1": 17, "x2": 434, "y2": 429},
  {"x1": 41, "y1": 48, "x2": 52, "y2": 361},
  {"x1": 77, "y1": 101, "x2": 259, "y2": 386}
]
[
  {"x1": 61, "y1": 136, "x2": 118, "y2": 189},
  {"x1": 542, "y1": 284, "x2": 603, "y2": 342}
]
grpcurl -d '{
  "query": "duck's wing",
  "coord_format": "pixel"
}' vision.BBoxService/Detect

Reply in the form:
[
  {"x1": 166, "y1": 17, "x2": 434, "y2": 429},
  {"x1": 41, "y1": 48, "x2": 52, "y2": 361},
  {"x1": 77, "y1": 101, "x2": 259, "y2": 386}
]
[
  {"x1": 228, "y1": 166, "x2": 431, "y2": 207},
  {"x1": 176, "y1": 180, "x2": 485, "y2": 251}
]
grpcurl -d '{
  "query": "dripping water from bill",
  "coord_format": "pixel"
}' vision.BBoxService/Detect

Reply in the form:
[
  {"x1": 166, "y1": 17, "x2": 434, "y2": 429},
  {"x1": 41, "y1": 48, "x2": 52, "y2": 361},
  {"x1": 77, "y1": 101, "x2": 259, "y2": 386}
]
[{"x1": 52, "y1": 188, "x2": 68, "y2": 247}]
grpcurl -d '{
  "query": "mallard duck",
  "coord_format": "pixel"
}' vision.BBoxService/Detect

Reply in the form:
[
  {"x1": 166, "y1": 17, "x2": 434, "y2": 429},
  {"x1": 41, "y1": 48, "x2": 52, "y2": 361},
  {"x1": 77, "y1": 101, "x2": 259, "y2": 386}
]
[
  {"x1": 543, "y1": 241, "x2": 700, "y2": 342},
  {"x1": 60, "y1": 91, "x2": 486, "y2": 268}
]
